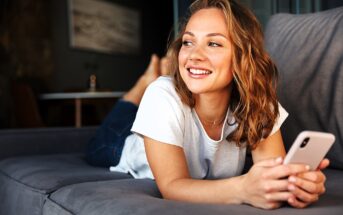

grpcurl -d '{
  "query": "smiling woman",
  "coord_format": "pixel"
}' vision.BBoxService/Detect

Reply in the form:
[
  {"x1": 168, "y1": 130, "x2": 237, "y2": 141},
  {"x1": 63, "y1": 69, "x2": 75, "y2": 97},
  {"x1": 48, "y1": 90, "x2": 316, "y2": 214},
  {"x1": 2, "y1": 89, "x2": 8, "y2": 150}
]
[
  {"x1": 86, "y1": 0, "x2": 329, "y2": 210},
  {"x1": 170, "y1": 0, "x2": 279, "y2": 149}
]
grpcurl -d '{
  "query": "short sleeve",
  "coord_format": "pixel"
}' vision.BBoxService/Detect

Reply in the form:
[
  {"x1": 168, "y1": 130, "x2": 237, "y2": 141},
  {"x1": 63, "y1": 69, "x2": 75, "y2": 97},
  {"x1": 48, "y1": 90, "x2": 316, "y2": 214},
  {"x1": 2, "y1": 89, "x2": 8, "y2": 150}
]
[
  {"x1": 269, "y1": 103, "x2": 289, "y2": 136},
  {"x1": 131, "y1": 77, "x2": 185, "y2": 147}
]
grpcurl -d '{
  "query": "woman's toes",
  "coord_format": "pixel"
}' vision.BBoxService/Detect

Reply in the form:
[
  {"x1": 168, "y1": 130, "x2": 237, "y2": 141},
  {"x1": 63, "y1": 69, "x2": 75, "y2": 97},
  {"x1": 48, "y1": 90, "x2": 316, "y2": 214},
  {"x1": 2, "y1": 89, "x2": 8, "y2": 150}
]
[
  {"x1": 160, "y1": 56, "x2": 171, "y2": 76},
  {"x1": 145, "y1": 54, "x2": 160, "y2": 75}
]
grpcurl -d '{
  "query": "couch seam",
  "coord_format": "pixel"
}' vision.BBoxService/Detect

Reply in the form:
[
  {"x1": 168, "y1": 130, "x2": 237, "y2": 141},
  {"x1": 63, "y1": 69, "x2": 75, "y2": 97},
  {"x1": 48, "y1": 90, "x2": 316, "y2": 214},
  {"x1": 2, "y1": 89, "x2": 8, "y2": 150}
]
[
  {"x1": 44, "y1": 194, "x2": 75, "y2": 215},
  {"x1": 0, "y1": 165, "x2": 134, "y2": 195},
  {"x1": 0, "y1": 169, "x2": 51, "y2": 194}
]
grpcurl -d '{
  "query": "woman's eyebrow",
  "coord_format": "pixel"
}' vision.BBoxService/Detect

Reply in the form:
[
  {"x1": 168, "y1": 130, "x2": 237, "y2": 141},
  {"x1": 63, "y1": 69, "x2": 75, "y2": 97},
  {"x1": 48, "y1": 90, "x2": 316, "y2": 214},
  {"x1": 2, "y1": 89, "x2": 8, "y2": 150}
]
[
  {"x1": 206, "y1": 33, "x2": 228, "y2": 39},
  {"x1": 183, "y1": 31, "x2": 194, "y2": 37},
  {"x1": 183, "y1": 31, "x2": 228, "y2": 39}
]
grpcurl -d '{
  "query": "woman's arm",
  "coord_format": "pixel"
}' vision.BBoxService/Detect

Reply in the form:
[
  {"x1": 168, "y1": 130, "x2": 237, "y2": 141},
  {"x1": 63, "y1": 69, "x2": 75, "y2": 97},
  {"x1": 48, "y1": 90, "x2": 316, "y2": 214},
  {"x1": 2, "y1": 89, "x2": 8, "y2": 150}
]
[
  {"x1": 144, "y1": 134, "x2": 309, "y2": 209},
  {"x1": 251, "y1": 130, "x2": 286, "y2": 163},
  {"x1": 144, "y1": 136, "x2": 244, "y2": 204}
]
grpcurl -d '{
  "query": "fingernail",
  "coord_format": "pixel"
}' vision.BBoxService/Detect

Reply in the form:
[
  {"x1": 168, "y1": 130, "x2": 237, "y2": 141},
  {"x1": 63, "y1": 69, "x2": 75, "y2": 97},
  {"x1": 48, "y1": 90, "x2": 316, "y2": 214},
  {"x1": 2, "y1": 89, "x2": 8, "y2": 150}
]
[
  {"x1": 306, "y1": 165, "x2": 311, "y2": 170},
  {"x1": 289, "y1": 176, "x2": 296, "y2": 183},
  {"x1": 288, "y1": 184, "x2": 295, "y2": 191},
  {"x1": 275, "y1": 157, "x2": 283, "y2": 163},
  {"x1": 288, "y1": 198, "x2": 294, "y2": 203}
]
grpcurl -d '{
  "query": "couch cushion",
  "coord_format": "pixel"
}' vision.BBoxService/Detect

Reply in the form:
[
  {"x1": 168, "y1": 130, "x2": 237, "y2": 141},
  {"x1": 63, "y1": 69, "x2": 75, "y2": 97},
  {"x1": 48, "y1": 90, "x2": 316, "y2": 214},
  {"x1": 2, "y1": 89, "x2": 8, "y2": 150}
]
[
  {"x1": 0, "y1": 153, "x2": 131, "y2": 215},
  {"x1": 264, "y1": 7, "x2": 343, "y2": 169},
  {"x1": 0, "y1": 153, "x2": 131, "y2": 193},
  {"x1": 43, "y1": 169, "x2": 343, "y2": 215}
]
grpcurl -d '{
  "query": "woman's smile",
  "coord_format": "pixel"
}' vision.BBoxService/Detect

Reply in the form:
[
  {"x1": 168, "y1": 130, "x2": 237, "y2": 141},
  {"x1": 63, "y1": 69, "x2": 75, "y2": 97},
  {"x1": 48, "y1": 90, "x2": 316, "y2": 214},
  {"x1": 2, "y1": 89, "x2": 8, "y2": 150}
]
[{"x1": 187, "y1": 67, "x2": 212, "y2": 79}]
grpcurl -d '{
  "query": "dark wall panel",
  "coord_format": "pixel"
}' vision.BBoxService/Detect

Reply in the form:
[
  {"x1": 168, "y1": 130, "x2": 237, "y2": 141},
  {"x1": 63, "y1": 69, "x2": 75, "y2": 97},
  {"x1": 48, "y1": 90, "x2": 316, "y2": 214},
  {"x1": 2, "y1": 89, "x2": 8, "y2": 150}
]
[{"x1": 49, "y1": 0, "x2": 173, "y2": 92}]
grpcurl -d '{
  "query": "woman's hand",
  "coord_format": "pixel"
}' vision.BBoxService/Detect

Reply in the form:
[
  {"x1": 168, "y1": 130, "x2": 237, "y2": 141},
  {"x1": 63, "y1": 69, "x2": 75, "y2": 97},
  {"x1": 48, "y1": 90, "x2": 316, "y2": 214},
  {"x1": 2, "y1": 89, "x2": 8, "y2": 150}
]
[
  {"x1": 286, "y1": 159, "x2": 329, "y2": 208},
  {"x1": 240, "y1": 157, "x2": 309, "y2": 210}
]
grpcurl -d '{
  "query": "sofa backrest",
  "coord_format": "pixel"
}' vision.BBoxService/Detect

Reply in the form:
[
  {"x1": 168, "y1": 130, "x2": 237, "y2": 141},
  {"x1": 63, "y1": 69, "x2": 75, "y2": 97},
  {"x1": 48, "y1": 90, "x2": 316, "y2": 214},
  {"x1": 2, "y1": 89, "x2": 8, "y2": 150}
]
[
  {"x1": 0, "y1": 127, "x2": 97, "y2": 160},
  {"x1": 264, "y1": 7, "x2": 343, "y2": 169}
]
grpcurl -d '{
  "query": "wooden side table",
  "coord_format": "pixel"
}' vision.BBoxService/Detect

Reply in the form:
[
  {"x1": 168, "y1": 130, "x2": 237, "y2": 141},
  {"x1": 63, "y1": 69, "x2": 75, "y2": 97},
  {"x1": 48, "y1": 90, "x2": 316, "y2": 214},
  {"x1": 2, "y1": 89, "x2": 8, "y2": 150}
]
[{"x1": 40, "y1": 91, "x2": 125, "y2": 127}]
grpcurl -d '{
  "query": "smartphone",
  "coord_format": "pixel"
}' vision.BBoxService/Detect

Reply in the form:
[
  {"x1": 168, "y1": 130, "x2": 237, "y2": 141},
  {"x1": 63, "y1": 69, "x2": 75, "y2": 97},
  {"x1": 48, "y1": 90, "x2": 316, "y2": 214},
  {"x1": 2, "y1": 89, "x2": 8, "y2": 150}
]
[{"x1": 283, "y1": 131, "x2": 335, "y2": 170}]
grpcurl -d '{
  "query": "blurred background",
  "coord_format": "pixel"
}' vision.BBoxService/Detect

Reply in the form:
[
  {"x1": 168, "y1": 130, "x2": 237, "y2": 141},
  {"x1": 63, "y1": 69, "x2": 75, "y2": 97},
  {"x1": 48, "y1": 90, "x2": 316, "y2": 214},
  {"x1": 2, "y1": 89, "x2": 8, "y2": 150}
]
[{"x1": 0, "y1": 0, "x2": 342, "y2": 129}]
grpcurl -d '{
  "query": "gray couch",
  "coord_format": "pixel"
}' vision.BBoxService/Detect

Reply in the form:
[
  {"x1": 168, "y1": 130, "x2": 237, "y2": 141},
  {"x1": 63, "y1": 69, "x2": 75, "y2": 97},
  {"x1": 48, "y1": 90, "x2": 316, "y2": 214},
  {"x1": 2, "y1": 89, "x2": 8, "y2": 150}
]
[{"x1": 1, "y1": 6, "x2": 342, "y2": 215}]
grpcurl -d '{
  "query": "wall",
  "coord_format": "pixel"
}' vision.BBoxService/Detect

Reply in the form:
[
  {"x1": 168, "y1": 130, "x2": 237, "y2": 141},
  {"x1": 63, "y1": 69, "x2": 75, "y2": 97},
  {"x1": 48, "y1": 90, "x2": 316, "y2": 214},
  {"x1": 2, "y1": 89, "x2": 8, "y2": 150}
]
[
  {"x1": 49, "y1": 0, "x2": 173, "y2": 92},
  {"x1": 0, "y1": 0, "x2": 54, "y2": 128},
  {"x1": 0, "y1": 0, "x2": 173, "y2": 128}
]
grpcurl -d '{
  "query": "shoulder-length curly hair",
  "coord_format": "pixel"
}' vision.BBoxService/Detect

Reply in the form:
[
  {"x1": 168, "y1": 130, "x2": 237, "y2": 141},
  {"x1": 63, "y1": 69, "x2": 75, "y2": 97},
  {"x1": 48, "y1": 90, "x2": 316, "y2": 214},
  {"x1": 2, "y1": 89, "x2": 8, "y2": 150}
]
[{"x1": 167, "y1": 0, "x2": 279, "y2": 150}]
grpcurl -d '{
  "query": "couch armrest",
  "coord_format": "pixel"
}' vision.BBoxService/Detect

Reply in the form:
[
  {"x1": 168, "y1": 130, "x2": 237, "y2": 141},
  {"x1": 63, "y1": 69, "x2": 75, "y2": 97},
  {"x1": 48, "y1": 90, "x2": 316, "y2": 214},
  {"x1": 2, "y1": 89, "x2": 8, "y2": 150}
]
[{"x1": 0, "y1": 126, "x2": 97, "y2": 160}]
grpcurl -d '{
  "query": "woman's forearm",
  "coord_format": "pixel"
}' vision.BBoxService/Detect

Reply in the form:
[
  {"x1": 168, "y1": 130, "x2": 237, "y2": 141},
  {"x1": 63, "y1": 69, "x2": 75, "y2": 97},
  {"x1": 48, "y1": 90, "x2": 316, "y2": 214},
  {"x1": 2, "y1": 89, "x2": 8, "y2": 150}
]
[{"x1": 160, "y1": 176, "x2": 245, "y2": 204}]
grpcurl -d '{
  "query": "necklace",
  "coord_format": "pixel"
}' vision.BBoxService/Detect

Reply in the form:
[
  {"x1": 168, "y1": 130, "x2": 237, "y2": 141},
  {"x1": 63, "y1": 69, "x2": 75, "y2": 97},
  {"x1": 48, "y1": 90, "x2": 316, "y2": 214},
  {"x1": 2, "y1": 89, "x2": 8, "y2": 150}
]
[{"x1": 198, "y1": 114, "x2": 226, "y2": 128}]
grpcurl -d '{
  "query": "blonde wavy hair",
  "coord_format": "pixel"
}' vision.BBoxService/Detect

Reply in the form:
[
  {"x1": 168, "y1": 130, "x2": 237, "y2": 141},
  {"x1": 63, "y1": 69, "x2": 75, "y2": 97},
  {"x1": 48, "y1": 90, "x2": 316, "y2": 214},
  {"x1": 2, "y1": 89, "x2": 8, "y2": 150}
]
[{"x1": 168, "y1": 0, "x2": 279, "y2": 149}]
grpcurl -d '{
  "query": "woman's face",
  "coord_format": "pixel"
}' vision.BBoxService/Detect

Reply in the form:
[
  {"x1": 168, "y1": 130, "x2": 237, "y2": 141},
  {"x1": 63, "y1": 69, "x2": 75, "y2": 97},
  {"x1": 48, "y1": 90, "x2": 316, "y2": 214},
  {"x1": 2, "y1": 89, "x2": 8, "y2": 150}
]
[{"x1": 178, "y1": 8, "x2": 234, "y2": 96}]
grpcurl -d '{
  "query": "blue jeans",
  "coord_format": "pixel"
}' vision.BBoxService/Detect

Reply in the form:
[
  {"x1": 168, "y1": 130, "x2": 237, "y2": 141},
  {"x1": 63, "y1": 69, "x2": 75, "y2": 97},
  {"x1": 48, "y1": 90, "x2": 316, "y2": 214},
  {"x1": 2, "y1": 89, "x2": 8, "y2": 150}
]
[{"x1": 86, "y1": 100, "x2": 138, "y2": 167}]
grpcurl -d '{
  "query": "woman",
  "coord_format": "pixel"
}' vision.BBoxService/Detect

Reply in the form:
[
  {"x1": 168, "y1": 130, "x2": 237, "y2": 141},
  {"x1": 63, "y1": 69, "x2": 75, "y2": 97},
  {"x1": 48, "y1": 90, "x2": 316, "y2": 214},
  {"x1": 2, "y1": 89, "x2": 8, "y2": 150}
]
[{"x1": 87, "y1": 0, "x2": 328, "y2": 209}]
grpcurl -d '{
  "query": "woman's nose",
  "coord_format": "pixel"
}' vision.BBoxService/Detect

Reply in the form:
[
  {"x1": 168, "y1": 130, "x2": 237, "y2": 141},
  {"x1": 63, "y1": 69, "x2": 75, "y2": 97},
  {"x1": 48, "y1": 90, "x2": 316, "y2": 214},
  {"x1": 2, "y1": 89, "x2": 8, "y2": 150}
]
[{"x1": 188, "y1": 45, "x2": 206, "y2": 62}]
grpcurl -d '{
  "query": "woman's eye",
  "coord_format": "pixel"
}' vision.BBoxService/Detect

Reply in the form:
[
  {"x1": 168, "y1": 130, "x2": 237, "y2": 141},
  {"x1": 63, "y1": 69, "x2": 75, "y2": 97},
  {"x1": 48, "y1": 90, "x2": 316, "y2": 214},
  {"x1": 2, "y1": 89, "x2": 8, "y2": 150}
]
[
  {"x1": 208, "y1": 42, "x2": 221, "y2": 47},
  {"x1": 182, "y1": 40, "x2": 192, "y2": 46}
]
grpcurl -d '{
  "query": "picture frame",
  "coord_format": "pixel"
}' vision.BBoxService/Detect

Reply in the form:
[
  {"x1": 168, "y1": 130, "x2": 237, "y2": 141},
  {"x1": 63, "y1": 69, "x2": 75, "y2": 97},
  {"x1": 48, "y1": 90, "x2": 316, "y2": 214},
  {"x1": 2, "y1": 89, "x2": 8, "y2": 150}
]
[{"x1": 68, "y1": 0, "x2": 141, "y2": 54}]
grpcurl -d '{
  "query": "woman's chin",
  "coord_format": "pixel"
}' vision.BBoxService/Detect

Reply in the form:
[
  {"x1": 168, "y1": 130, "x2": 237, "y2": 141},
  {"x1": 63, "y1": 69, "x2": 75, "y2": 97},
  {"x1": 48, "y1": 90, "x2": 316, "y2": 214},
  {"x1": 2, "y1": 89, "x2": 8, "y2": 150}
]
[{"x1": 187, "y1": 86, "x2": 209, "y2": 95}]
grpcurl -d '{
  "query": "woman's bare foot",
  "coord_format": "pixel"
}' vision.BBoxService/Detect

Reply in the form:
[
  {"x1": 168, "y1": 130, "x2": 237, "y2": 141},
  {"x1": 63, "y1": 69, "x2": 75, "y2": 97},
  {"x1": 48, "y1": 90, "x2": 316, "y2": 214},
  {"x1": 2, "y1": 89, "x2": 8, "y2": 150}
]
[
  {"x1": 160, "y1": 56, "x2": 171, "y2": 76},
  {"x1": 139, "y1": 54, "x2": 160, "y2": 86},
  {"x1": 123, "y1": 54, "x2": 160, "y2": 105}
]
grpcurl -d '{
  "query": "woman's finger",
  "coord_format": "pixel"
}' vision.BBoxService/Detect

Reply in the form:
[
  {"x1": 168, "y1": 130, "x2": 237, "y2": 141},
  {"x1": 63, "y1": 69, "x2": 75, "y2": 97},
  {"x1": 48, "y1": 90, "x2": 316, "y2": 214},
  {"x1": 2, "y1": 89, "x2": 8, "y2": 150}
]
[
  {"x1": 288, "y1": 197, "x2": 310, "y2": 208},
  {"x1": 256, "y1": 157, "x2": 283, "y2": 168},
  {"x1": 261, "y1": 179, "x2": 289, "y2": 193},
  {"x1": 262, "y1": 164, "x2": 310, "y2": 179},
  {"x1": 295, "y1": 170, "x2": 326, "y2": 184},
  {"x1": 288, "y1": 183, "x2": 320, "y2": 203},
  {"x1": 264, "y1": 192, "x2": 294, "y2": 202},
  {"x1": 317, "y1": 158, "x2": 330, "y2": 170},
  {"x1": 289, "y1": 175, "x2": 325, "y2": 194}
]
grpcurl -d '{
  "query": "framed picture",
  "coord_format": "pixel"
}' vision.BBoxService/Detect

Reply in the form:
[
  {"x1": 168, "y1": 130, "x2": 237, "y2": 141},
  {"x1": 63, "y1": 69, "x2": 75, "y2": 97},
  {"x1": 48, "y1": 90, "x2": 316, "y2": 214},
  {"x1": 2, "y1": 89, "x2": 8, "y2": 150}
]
[{"x1": 68, "y1": 0, "x2": 141, "y2": 54}]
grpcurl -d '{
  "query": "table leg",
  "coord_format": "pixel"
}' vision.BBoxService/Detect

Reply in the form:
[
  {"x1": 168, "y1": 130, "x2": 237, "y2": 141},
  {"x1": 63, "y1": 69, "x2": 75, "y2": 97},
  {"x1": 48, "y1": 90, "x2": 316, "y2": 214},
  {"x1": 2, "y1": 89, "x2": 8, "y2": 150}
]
[{"x1": 75, "y1": 98, "x2": 82, "y2": 128}]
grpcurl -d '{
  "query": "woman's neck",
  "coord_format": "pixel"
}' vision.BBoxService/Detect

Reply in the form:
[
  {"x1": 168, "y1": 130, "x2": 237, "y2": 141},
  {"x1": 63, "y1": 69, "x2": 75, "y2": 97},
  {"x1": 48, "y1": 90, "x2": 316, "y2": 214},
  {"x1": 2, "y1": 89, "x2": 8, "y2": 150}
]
[{"x1": 194, "y1": 90, "x2": 230, "y2": 129}]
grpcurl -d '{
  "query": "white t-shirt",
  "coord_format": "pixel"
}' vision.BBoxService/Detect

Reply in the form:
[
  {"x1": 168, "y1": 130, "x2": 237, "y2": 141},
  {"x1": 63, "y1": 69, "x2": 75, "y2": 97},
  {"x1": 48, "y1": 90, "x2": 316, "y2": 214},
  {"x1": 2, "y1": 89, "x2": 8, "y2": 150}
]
[{"x1": 110, "y1": 76, "x2": 288, "y2": 179}]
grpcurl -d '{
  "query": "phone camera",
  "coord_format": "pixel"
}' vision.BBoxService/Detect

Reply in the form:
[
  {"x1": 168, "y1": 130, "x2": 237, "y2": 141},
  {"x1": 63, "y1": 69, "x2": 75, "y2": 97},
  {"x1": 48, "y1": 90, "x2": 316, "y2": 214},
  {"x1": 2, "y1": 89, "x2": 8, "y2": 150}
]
[{"x1": 300, "y1": 137, "x2": 310, "y2": 148}]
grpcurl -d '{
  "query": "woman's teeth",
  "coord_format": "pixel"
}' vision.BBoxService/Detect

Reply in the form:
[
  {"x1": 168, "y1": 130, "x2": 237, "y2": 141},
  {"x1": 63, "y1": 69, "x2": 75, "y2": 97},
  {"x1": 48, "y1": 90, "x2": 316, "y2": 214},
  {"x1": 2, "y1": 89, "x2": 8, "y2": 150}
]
[{"x1": 189, "y1": 68, "x2": 212, "y2": 75}]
